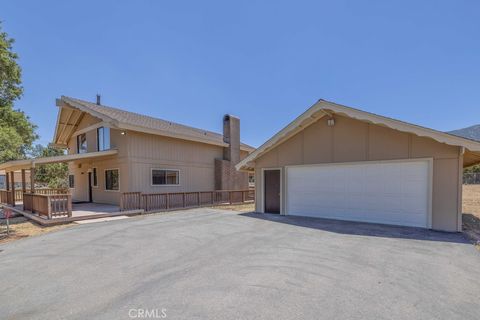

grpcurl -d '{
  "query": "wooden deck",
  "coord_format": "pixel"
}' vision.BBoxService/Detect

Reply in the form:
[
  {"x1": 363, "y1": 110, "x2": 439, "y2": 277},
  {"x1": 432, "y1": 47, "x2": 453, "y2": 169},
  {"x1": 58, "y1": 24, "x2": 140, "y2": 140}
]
[{"x1": 1, "y1": 202, "x2": 143, "y2": 226}]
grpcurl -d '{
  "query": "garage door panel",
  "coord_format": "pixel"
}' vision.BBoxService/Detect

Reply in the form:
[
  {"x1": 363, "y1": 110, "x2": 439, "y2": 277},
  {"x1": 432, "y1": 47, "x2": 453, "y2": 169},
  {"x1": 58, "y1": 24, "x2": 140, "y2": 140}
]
[{"x1": 286, "y1": 160, "x2": 430, "y2": 228}]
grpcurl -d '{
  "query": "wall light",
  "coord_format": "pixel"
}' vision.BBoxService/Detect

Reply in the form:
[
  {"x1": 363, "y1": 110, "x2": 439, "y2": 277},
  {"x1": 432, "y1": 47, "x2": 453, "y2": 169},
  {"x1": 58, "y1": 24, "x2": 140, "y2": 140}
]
[{"x1": 327, "y1": 118, "x2": 335, "y2": 126}]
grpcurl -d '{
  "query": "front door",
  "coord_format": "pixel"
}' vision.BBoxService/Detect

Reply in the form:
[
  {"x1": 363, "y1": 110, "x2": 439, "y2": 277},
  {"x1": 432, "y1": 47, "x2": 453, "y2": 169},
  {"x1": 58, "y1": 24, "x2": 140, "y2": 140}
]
[
  {"x1": 264, "y1": 169, "x2": 280, "y2": 213},
  {"x1": 88, "y1": 172, "x2": 93, "y2": 203}
]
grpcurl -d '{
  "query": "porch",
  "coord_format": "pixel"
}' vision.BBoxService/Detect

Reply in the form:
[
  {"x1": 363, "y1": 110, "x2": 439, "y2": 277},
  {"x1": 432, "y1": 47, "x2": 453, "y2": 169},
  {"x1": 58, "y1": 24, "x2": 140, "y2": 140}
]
[{"x1": 0, "y1": 149, "x2": 122, "y2": 223}]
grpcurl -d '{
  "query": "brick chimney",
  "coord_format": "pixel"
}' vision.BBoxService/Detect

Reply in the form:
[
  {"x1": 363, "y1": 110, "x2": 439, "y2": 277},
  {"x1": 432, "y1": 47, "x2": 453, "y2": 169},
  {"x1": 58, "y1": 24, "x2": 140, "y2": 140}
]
[
  {"x1": 223, "y1": 115, "x2": 240, "y2": 163},
  {"x1": 214, "y1": 114, "x2": 248, "y2": 190}
]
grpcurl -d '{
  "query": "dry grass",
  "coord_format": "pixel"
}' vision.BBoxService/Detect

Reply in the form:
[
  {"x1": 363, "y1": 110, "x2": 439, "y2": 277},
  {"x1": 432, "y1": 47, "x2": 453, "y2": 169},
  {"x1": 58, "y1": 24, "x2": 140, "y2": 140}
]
[
  {"x1": 462, "y1": 185, "x2": 480, "y2": 249},
  {"x1": 0, "y1": 216, "x2": 71, "y2": 245},
  {"x1": 212, "y1": 203, "x2": 255, "y2": 213}
]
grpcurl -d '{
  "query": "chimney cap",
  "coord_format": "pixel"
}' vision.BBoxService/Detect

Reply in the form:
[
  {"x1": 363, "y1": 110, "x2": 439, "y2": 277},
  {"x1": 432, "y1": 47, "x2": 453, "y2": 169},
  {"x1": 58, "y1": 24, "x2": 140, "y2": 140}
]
[{"x1": 223, "y1": 114, "x2": 240, "y2": 121}]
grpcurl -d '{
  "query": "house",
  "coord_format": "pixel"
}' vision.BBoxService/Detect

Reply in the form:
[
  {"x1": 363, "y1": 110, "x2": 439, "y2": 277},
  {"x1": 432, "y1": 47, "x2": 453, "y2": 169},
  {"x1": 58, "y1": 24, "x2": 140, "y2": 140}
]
[
  {"x1": 236, "y1": 99, "x2": 480, "y2": 232},
  {"x1": 0, "y1": 96, "x2": 254, "y2": 210}
]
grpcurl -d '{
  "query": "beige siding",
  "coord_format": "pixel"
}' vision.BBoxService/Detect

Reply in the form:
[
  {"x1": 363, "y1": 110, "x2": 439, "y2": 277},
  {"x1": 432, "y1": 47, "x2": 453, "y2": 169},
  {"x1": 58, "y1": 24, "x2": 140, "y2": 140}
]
[
  {"x1": 64, "y1": 116, "x2": 246, "y2": 205},
  {"x1": 254, "y1": 115, "x2": 462, "y2": 231},
  {"x1": 125, "y1": 131, "x2": 224, "y2": 194}
]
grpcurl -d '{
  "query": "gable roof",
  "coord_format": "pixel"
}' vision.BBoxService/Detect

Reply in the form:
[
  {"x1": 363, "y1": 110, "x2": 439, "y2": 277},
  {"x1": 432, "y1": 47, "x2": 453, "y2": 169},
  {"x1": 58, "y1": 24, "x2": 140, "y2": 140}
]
[
  {"x1": 53, "y1": 96, "x2": 254, "y2": 152},
  {"x1": 236, "y1": 99, "x2": 480, "y2": 171}
]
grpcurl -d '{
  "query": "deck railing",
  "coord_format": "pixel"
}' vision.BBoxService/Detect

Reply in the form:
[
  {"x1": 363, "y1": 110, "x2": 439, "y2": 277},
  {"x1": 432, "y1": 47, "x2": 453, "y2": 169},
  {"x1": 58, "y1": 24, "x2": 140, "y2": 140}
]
[
  {"x1": 23, "y1": 193, "x2": 72, "y2": 219},
  {"x1": 0, "y1": 188, "x2": 68, "y2": 204},
  {"x1": 120, "y1": 189, "x2": 255, "y2": 212}
]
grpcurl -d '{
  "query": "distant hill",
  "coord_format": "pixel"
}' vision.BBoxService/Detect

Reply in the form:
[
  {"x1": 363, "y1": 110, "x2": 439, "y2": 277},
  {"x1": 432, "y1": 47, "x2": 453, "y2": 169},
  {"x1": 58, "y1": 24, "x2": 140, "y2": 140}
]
[{"x1": 448, "y1": 124, "x2": 480, "y2": 141}]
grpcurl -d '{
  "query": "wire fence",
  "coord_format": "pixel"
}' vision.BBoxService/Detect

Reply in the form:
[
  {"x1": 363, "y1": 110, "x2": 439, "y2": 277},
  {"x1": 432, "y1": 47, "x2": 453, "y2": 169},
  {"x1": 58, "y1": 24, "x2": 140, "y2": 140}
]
[{"x1": 463, "y1": 173, "x2": 480, "y2": 185}]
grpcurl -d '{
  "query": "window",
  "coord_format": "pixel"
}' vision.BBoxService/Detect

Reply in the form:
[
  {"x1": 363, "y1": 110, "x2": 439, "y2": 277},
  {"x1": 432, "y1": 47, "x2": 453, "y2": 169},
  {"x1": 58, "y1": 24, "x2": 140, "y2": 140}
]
[
  {"x1": 97, "y1": 127, "x2": 111, "y2": 151},
  {"x1": 69, "y1": 175, "x2": 75, "y2": 188},
  {"x1": 152, "y1": 169, "x2": 179, "y2": 185},
  {"x1": 92, "y1": 168, "x2": 98, "y2": 187},
  {"x1": 77, "y1": 133, "x2": 87, "y2": 154},
  {"x1": 105, "y1": 169, "x2": 119, "y2": 191}
]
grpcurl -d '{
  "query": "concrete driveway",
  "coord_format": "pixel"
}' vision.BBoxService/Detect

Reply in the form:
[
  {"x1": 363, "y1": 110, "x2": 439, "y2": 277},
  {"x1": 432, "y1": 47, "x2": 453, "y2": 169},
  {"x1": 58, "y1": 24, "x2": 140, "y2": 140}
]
[{"x1": 0, "y1": 209, "x2": 479, "y2": 320}]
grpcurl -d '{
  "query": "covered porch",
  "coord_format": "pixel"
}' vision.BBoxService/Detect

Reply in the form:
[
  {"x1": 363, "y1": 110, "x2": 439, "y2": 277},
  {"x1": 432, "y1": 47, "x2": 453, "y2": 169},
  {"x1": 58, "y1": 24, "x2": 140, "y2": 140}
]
[{"x1": 0, "y1": 150, "x2": 121, "y2": 221}]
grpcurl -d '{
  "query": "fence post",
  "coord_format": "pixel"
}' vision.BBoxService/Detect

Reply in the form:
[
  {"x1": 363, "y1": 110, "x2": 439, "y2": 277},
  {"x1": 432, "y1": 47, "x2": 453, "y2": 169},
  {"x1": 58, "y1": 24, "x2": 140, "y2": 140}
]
[
  {"x1": 166, "y1": 193, "x2": 170, "y2": 210},
  {"x1": 67, "y1": 194, "x2": 72, "y2": 217},
  {"x1": 197, "y1": 192, "x2": 200, "y2": 207},
  {"x1": 229, "y1": 191, "x2": 232, "y2": 204},
  {"x1": 47, "y1": 196, "x2": 52, "y2": 219},
  {"x1": 182, "y1": 193, "x2": 186, "y2": 208}
]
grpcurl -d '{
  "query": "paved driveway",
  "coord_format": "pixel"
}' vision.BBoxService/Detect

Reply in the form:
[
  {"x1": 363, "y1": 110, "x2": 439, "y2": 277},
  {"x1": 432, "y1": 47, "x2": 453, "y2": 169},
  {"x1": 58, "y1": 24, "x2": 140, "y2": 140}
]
[{"x1": 1, "y1": 209, "x2": 479, "y2": 320}]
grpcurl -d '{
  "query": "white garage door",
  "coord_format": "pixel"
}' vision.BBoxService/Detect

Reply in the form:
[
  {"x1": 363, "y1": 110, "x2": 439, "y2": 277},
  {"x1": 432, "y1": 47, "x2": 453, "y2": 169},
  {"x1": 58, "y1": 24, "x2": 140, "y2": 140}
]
[{"x1": 286, "y1": 160, "x2": 431, "y2": 228}]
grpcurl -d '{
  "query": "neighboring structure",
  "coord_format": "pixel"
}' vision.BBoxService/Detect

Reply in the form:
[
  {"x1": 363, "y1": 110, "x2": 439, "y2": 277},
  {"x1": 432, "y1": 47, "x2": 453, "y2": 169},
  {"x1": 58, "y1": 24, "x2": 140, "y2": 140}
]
[
  {"x1": 237, "y1": 99, "x2": 480, "y2": 232},
  {"x1": 0, "y1": 96, "x2": 253, "y2": 206}
]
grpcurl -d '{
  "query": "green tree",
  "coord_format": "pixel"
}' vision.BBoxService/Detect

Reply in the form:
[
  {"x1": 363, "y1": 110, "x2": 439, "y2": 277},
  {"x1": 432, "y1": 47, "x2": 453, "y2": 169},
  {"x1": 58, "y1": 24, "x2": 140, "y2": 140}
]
[
  {"x1": 31, "y1": 144, "x2": 68, "y2": 188},
  {"x1": 0, "y1": 21, "x2": 38, "y2": 163}
]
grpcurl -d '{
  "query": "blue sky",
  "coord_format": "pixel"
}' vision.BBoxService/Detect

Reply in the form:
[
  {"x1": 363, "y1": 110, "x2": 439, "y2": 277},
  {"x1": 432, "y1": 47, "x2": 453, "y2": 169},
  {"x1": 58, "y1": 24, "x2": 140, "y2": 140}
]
[{"x1": 2, "y1": 0, "x2": 480, "y2": 147}]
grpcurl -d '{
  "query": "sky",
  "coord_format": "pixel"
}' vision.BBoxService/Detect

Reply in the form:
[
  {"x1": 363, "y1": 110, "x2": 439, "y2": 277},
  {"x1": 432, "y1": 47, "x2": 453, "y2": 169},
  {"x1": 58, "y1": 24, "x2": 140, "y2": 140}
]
[{"x1": 2, "y1": 0, "x2": 480, "y2": 147}]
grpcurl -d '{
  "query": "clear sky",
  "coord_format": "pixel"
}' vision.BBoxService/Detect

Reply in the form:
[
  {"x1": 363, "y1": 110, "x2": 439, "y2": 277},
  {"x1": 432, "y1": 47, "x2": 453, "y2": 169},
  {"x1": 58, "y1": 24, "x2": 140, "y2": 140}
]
[{"x1": 2, "y1": 0, "x2": 480, "y2": 147}]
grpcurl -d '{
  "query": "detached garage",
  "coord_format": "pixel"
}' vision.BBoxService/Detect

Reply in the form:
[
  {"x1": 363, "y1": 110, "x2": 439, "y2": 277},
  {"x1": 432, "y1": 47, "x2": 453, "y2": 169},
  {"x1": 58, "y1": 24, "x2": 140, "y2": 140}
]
[{"x1": 236, "y1": 100, "x2": 480, "y2": 231}]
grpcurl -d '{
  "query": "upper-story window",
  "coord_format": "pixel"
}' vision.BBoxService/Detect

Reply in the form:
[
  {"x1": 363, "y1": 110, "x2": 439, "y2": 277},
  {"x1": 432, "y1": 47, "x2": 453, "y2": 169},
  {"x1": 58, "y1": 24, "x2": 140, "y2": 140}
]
[
  {"x1": 77, "y1": 133, "x2": 87, "y2": 154},
  {"x1": 97, "y1": 127, "x2": 111, "y2": 151}
]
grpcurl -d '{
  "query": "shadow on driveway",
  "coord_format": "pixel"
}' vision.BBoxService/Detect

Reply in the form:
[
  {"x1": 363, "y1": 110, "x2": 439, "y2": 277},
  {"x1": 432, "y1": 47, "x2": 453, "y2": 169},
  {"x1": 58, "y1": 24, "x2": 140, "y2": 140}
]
[{"x1": 240, "y1": 212, "x2": 470, "y2": 244}]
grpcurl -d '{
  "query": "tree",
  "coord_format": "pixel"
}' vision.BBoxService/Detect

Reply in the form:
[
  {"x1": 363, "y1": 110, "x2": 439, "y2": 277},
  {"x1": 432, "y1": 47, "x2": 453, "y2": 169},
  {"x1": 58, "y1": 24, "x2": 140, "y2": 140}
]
[
  {"x1": 0, "y1": 21, "x2": 38, "y2": 163},
  {"x1": 31, "y1": 144, "x2": 68, "y2": 189}
]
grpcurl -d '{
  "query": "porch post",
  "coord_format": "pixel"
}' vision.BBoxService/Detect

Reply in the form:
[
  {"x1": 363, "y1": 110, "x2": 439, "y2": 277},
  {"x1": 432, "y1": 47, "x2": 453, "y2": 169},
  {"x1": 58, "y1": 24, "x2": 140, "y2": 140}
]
[
  {"x1": 5, "y1": 171, "x2": 10, "y2": 191},
  {"x1": 10, "y1": 171, "x2": 15, "y2": 207},
  {"x1": 21, "y1": 169, "x2": 26, "y2": 193},
  {"x1": 30, "y1": 167, "x2": 35, "y2": 193}
]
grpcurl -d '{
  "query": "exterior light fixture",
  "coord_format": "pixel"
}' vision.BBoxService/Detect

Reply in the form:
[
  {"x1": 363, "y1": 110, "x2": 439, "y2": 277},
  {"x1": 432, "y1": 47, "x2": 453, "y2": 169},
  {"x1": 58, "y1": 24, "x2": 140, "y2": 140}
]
[{"x1": 327, "y1": 118, "x2": 335, "y2": 126}]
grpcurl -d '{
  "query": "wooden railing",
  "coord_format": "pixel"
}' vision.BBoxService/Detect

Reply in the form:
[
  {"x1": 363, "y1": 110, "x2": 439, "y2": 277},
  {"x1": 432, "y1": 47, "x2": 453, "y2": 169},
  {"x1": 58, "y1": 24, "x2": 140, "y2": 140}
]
[
  {"x1": 0, "y1": 190, "x2": 14, "y2": 205},
  {"x1": 120, "y1": 189, "x2": 255, "y2": 212},
  {"x1": 23, "y1": 193, "x2": 72, "y2": 219},
  {"x1": 0, "y1": 188, "x2": 68, "y2": 204}
]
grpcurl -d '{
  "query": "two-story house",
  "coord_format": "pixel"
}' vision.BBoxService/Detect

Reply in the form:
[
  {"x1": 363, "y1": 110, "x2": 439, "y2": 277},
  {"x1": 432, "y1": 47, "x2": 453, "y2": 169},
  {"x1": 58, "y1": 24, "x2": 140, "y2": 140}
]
[{"x1": 0, "y1": 96, "x2": 254, "y2": 208}]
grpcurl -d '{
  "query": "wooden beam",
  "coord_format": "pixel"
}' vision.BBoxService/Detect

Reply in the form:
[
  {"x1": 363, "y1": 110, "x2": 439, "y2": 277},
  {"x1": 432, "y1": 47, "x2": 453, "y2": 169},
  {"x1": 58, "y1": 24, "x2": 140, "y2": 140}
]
[
  {"x1": 30, "y1": 167, "x2": 35, "y2": 193},
  {"x1": 21, "y1": 169, "x2": 26, "y2": 193},
  {"x1": 62, "y1": 112, "x2": 85, "y2": 145},
  {"x1": 5, "y1": 171, "x2": 10, "y2": 191},
  {"x1": 10, "y1": 171, "x2": 15, "y2": 207},
  {"x1": 57, "y1": 108, "x2": 75, "y2": 144}
]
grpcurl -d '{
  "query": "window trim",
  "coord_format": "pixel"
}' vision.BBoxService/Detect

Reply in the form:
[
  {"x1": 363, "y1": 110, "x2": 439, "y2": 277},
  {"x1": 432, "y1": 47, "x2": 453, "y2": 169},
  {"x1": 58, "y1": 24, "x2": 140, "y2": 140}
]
[
  {"x1": 76, "y1": 133, "x2": 87, "y2": 154},
  {"x1": 92, "y1": 167, "x2": 98, "y2": 188},
  {"x1": 68, "y1": 174, "x2": 75, "y2": 189},
  {"x1": 151, "y1": 168, "x2": 180, "y2": 187},
  {"x1": 104, "y1": 168, "x2": 120, "y2": 192},
  {"x1": 96, "y1": 126, "x2": 111, "y2": 152}
]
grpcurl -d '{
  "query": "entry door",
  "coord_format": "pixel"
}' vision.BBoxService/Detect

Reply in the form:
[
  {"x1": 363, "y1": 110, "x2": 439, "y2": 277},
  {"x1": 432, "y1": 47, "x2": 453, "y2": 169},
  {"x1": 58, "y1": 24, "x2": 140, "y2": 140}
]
[
  {"x1": 88, "y1": 172, "x2": 93, "y2": 203},
  {"x1": 264, "y1": 169, "x2": 281, "y2": 214},
  {"x1": 286, "y1": 160, "x2": 430, "y2": 228}
]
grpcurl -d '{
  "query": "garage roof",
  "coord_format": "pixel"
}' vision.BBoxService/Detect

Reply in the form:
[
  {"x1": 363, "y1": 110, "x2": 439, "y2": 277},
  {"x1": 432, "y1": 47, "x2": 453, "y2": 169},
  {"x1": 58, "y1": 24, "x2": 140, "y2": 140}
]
[{"x1": 236, "y1": 99, "x2": 480, "y2": 171}]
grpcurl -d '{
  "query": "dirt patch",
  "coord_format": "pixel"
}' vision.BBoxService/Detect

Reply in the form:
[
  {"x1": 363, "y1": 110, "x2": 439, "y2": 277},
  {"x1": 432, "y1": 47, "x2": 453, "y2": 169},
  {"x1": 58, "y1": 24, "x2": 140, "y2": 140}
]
[
  {"x1": 462, "y1": 185, "x2": 480, "y2": 248},
  {"x1": 0, "y1": 216, "x2": 71, "y2": 245},
  {"x1": 212, "y1": 203, "x2": 255, "y2": 213}
]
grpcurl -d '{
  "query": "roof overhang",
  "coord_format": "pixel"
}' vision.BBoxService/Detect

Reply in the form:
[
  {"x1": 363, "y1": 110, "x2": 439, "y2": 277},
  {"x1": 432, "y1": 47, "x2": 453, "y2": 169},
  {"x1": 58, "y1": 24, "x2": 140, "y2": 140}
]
[
  {"x1": 0, "y1": 150, "x2": 118, "y2": 171},
  {"x1": 57, "y1": 96, "x2": 254, "y2": 152},
  {"x1": 236, "y1": 99, "x2": 480, "y2": 171}
]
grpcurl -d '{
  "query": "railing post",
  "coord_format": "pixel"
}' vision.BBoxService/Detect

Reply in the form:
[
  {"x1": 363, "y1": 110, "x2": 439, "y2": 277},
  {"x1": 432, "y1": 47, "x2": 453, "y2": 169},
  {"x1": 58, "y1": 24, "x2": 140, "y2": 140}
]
[
  {"x1": 47, "y1": 196, "x2": 52, "y2": 219},
  {"x1": 67, "y1": 194, "x2": 72, "y2": 217},
  {"x1": 10, "y1": 171, "x2": 15, "y2": 207}
]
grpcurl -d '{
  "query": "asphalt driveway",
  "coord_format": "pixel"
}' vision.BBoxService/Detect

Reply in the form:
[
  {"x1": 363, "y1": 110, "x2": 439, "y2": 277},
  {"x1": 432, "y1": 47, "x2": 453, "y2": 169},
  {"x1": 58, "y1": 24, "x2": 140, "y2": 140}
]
[{"x1": 0, "y1": 209, "x2": 479, "y2": 320}]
